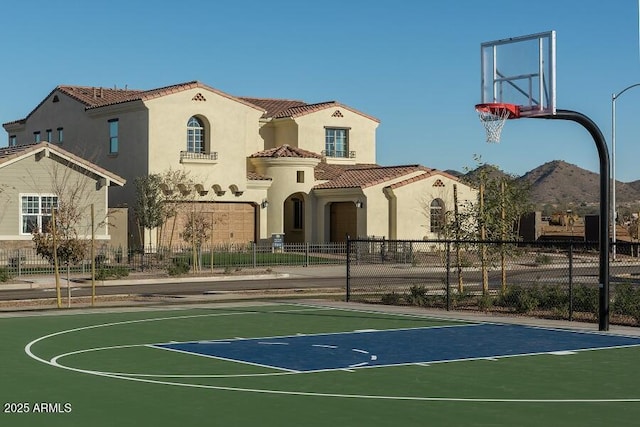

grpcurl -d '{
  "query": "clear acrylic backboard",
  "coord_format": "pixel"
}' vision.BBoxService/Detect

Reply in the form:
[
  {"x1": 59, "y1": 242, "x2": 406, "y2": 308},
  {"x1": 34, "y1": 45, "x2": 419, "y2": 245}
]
[{"x1": 480, "y1": 31, "x2": 556, "y2": 117}]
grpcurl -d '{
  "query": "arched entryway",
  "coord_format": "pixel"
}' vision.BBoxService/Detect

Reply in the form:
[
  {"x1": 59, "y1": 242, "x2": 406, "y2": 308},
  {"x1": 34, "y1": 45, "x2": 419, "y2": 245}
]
[{"x1": 283, "y1": 193, "x2": 307, "y2": 243}]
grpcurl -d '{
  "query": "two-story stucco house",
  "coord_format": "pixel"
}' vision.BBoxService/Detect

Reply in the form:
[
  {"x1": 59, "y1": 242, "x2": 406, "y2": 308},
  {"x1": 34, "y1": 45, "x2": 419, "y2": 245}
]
[{"x1": 3, "y1": 81, "x2": 476, "y2": 247}]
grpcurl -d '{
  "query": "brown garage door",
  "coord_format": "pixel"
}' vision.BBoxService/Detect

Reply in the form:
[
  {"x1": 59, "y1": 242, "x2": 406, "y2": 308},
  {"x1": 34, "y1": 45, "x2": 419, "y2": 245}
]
[{"x1": 159, "y1": 202, "x2": 256, "y2": 247}]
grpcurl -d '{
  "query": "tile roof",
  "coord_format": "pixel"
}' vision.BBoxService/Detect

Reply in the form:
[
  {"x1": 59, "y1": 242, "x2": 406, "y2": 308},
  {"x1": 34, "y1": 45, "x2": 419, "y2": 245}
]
[
  {"x1": 0, "y1": 142, "x2": 125, "y2": 185},
  {"x1": 314, "y1": 161, "x2": 379, "y2": 181},
  {"x1": 386, "y1": 169, "x2": 461, "y2": 190},
  {"x1": 57, "y1": 81, "x2": 263, "y2": 111},
  {"x1": 238, "y1": 97, "x2": 307, "y2": 119},
  {"x1": 313, "y1": 165, "x2": 430, "y2": 190},
  {"x1": 247, "y1": 171, "x2": 272, "y2": 181},
  {"x1": 5, "y1": 81, "x2": 379, "y2": 125},
  {"x1": 249, "y1": 144, "x2": 323, "y2": 159}
]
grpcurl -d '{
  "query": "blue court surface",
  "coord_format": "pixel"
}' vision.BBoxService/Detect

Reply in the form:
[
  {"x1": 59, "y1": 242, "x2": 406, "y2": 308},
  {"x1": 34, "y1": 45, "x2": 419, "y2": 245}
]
[{"x1": 153, "y1": 324, "x2": 640, "y2": 373}]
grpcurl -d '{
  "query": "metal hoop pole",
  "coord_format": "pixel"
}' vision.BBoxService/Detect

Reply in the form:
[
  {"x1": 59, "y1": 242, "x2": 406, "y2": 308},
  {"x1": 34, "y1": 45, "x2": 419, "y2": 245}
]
[{"x1": 534, "y1": 110, "x2": 610, "y2": 331}]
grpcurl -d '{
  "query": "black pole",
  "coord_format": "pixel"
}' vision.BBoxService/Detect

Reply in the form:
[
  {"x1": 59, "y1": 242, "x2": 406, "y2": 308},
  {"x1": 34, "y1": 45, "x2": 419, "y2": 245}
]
[
  {"x1": 534, "y1": 110, "x2": 610, "y2": 331},
  {"x1": 346, "y1": 236, "x2": 351, "y2": 302}
]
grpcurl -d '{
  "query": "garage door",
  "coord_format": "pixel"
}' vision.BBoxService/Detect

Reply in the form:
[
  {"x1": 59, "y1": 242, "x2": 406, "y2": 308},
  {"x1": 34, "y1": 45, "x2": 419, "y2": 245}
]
[{"x1": 159, "y1": 202, "x2": 256, "y2": 247}]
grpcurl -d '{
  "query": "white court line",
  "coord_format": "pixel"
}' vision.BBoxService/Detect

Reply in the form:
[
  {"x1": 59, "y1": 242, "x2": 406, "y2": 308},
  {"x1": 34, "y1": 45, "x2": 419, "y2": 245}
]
[{"x1": 24, "y1": 304, "x2": 640, "y2": 403}]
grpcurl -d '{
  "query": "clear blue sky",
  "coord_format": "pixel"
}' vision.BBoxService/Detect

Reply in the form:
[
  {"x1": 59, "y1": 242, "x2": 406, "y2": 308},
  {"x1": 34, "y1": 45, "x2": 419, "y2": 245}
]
[{"x1": 2, "y1": 0, "x2": 640, "y2": 181}]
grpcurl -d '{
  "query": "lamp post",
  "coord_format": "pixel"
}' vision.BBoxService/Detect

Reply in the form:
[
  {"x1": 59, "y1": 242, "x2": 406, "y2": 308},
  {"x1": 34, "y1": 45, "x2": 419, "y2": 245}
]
[{"x1": 612, "y1": 83, "x2": 640, "y2": 261}]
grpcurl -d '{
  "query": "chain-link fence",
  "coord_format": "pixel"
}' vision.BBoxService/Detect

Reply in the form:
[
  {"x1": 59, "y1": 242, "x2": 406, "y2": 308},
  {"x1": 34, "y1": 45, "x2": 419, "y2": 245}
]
[
  {"x1": 347, "y1": 239, "x2": 640, "y2": 326},
  {"x1": 0, "y1": 242, "x2": 347, "y2": 279}
]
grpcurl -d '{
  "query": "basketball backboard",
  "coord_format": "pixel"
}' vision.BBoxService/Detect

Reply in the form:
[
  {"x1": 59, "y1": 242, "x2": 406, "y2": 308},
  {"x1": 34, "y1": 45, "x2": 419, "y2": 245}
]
[{"x1": 480, "y1": 31, "x2": 556, "y2": 116}]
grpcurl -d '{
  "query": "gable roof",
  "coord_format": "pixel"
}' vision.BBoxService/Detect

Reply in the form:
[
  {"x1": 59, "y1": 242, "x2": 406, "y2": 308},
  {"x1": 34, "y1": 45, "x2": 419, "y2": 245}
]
[
  {"x1": 0, "y1": 142, "x2": 126, "y2": 186},
  {"x1": 314, "y1": 161, "x2": 379, "y2": 181},
  {"x1": 313, "y1": 165, "x2": 431, "y2": 190},
  {"x1": 385, "y1": 169, "x2": 462, "y2": 190},
  {"x1": 5, "y1": 81, "x2": 265, "y2": 125},
  {"x1": 244, "y1": 99, "x2": 380, "y2": 122},
  {"x1": 249, "y1": 144, "x2": 323, "y2": 159},
  {"x1": 237, "y1": 97, "x2": 307, "y2": 119},
  {"x1": 4, "y1": 81, "x2": 379, "y2": 126}
]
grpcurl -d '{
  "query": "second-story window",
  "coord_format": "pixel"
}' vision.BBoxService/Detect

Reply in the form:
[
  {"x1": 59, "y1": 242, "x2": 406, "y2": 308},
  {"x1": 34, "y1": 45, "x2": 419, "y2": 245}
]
[
  {"x1": 34, "y1": 131, "x2": 41, "y2": 143},
  {"x1": 109, "y1": 119, "x2": 119, "y2": 154},
  {"x1": 325, "y1": 128, "x2": 348, "y2": 158},
  {"x1": 9, "y1": 135, "x2": 16, "y2": 146},
  {"x1": 57, "y1": 127, "x2": 64, "y2": 143},
  {"x1": 187, "y1": 116, "x2": 204, "y2": 153},
  {"x1": 46, "y1": 129, "x2": 52, "y2": 142}
]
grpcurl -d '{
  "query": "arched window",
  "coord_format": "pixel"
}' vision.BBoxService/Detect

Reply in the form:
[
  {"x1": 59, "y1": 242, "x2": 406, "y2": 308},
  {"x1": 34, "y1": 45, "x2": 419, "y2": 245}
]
[
  {"x1": 430, "y1": 198, "x2": 445, "y2": 233},
  {"x1": 187, "y1": 116, "x2": 204, "y2": 153}
]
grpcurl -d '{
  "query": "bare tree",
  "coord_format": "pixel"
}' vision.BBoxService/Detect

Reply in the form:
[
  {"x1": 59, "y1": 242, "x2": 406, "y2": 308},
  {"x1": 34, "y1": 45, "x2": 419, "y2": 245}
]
[{"x1": 31, "y1": 160, "x2": 103, "y2": 308}]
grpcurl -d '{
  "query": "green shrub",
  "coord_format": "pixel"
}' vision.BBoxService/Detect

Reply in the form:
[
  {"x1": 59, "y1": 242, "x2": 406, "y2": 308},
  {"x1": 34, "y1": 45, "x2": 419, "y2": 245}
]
[
  {"x1": 538, "y1": 285, "x2": 568, "y2": 310},
  {"x1": 450, "y1": 288, "x2": 474, "y2": 308},
  {"x1": 499, "y1": 285, "x2": 539, "y2": 313},
  {"x1": 477, "y1": 294, "x2": 495, "y2": 311},
  {"x1": 405, "y1": 285, "x2": 428, "y2": 306},
  {"x1": 0, "y1": 267, "x2": 12, "y2": 282},
  {"x1": 167, "y1": 257, "x2": 190, "y2": 276},
  {"x1": 572, "y1": 285, "x2": 598, "y2": 315},
  {"x1": 613, "y1": 282, "x2": 640, "y2": 323},
  {"x1": 381, "y1": 292, "x2": 401, "y2": 305},
  {"x1": 95, "y1": 266, "x2": 130, "y2": 280}
]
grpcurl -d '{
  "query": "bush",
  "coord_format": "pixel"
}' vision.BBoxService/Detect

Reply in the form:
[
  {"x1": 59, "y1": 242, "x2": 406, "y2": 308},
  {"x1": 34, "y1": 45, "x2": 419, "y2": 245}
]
[
  {"x1": 95, "y1": 266, "x2": 130, "y2": 280},
  {"x1": 167, "y1": 257, "x2": 190, "y2": 276},
  {"x1": 613, "y1": 282, "x2": 640, "y2": 324},
  {"x1": 381, "y1": 292, "x2": 402, "y2": 305},
  {"x1": 538, "y1": 285, "x2": 568, "y2": 310},
  {"x1": 572, "y1": 285, "x2": 598, "y2": 315},
  {"x1": 0, "y1": 267, "x2": 12, "y2": 282},
  {"x1": 499, "y1": 285, "x2": 539, "y2": 313},
  {"x1": 405, "y1": 285, "x2": 428, "y2": 306}
]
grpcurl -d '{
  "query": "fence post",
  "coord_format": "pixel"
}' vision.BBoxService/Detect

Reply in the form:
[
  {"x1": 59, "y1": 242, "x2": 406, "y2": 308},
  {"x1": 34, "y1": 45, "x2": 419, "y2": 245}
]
[
  {"x1": 569, "y1": 241, "x2": 574, "y2": 321},
  {"x1": 346, "y1": 237, "x2": 351, "y2": 302},
  {"x1": 305, "y1": 243, "x2": 309, "y2": 267},
  {"x1": 446, "y1": 241, "x2": 451, "y2": 311},
  {"x1": 18, "y1": 249, "x2": 22, "y2": 277},
  {"x1": 253, "y1": 242, "x2": 257, "y2": 269}
]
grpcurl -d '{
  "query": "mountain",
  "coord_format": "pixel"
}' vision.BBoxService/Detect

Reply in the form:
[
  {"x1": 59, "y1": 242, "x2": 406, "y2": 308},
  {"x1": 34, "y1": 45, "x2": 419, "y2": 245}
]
[{"x1": 460, "y1": 160, "x2": 640, "y2": 208}]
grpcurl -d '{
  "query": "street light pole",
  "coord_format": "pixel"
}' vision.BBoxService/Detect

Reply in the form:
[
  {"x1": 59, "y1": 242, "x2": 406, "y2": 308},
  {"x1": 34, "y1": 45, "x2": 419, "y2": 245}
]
[{"x1": 612, "y1": 83, "x2": 640, "y2": 261}]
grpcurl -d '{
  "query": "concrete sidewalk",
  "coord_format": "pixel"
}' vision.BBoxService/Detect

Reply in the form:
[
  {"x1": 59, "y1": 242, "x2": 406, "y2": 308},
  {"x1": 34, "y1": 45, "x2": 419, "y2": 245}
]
[{"x1": 0, "y1": 264, "x2": 347, "y2": 291}]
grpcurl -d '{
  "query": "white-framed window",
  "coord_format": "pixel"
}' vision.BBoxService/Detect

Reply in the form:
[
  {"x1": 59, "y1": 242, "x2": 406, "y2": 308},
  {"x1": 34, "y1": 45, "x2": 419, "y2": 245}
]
[
  {"x1": 187, "y1": 116, "x2": 204, "y2": 153},
  {"x1": 21, "y1": 195, "x2": 59, "y2": 234},
  {"x1": 325, "y1": 128, "x2": 348, "y2": 158},
  {"x1": 430, "y1": 198, "x2": 445, "y2": 233}
]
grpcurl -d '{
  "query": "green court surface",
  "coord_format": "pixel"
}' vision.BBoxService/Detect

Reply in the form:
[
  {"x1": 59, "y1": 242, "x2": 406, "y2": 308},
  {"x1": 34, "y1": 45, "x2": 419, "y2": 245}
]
[{"x1": 2, "y1": 302, "x2": 640, "y2": 427}]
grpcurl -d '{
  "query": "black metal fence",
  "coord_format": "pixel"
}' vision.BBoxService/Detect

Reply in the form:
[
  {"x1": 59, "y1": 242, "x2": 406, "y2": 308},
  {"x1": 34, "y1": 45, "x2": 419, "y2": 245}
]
[
  {"x1": 0, "y1": 242, "x2": 347, "y2": 278},
  {"x1": 346, "y1": 238, "x2": 640, "y2": 326}
]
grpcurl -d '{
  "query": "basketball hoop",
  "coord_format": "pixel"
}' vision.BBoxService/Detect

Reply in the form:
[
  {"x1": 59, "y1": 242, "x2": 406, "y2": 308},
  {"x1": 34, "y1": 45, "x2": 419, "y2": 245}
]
[{"x1": 475, "y1": 103, "x2": 520, "y2": 143}]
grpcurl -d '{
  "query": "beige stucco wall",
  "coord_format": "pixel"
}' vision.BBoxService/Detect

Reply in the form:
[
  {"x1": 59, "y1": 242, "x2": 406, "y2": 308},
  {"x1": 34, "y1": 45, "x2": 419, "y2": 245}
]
[
  {"x1": 387, "y1": 175, "x2": 477, "y2": 240},
  {"x1": 291, "y1": 107, "x2": 378, "y2": 164},
  {"x1": 0, "y1": 153, "x2": 111, "y2": 242},
  {"x1": 249, "y1": 157, "x2": 320, "y2": 238}
]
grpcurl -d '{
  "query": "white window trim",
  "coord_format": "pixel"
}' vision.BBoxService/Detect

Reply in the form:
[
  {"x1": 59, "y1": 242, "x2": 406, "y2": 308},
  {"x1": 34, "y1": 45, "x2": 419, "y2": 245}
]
[{"x1": 19, "y1": 193, "x2": 59, "y2": 235}]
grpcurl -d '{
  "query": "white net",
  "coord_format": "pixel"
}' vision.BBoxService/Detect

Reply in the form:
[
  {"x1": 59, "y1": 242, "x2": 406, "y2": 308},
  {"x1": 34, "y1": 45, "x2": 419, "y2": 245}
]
[{"x1": 477, "y1": 107, "x2": 511, "y2": 143}]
